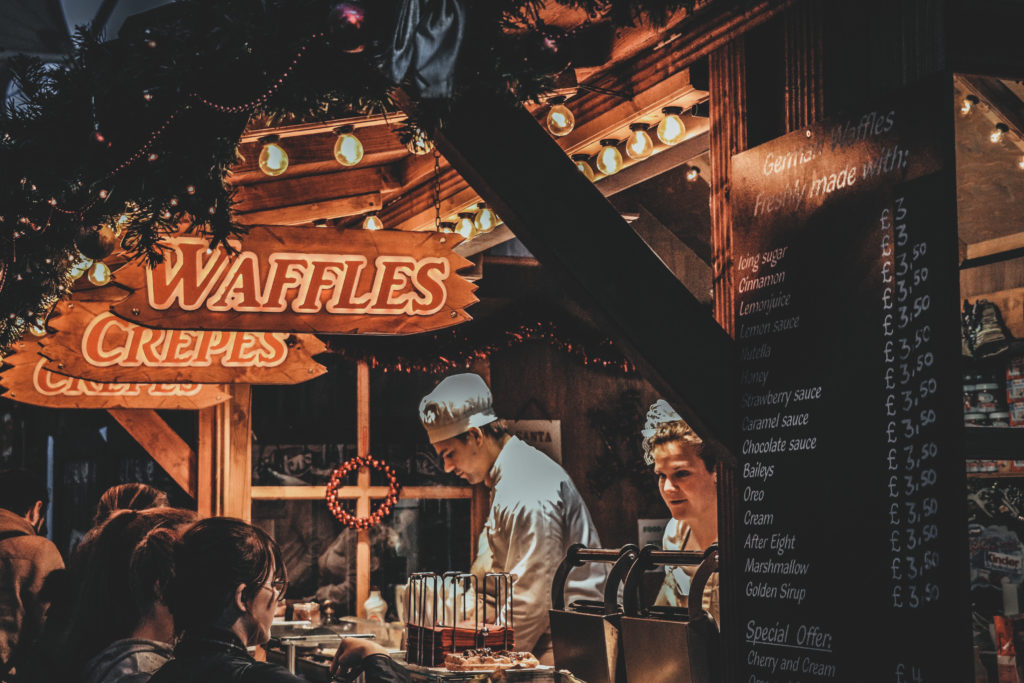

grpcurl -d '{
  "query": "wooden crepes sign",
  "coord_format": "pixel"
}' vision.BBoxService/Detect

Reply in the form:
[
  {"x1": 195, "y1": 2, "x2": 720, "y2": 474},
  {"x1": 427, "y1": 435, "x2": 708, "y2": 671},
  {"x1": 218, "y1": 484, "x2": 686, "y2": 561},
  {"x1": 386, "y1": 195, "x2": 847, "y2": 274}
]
[
  {"x1": 0, "y1": 341, "x2": 230, "y2": 409},
  {"x1": 110, "y1": 227, "x2": 478, "y2": 334},
  {"x1": 39, "y1": 299, "x2": 327, "y2": 384}
]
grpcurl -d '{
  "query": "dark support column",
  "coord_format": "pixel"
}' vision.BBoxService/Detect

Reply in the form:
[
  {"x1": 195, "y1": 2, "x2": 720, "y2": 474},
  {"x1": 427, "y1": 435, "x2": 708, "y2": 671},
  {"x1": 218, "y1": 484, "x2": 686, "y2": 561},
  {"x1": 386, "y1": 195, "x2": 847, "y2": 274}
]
[
  {"x1": 426, "y1": 96, "x2": 737, "y2": 460},
  {"x1": 710, "y1": 34, "x2": 749, "y2": 683}
]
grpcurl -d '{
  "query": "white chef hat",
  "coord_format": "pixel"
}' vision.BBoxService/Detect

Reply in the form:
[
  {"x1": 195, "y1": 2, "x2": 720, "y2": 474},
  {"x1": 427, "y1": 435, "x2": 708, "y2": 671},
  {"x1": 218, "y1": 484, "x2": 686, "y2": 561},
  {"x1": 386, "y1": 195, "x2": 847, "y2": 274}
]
[
  {"x1": 641, "y1": 399, "x2": 685, "y2": 464},
  {"x1": 418, "y1": 373, "x2": 498, "y2": 443}
]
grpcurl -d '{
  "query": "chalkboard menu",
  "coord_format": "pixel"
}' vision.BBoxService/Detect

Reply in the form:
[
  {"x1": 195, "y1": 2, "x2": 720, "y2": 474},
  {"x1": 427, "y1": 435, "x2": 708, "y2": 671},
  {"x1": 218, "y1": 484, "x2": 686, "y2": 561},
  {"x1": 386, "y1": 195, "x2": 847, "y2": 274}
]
[{"x1": 729, "y1": 79, "x2": 970, "y2": 682}]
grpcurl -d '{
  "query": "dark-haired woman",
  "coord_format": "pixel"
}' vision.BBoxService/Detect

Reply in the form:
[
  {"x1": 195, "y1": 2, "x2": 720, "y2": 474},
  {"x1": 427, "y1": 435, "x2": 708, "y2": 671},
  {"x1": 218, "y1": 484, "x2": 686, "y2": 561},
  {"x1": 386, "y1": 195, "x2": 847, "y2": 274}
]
[
  {"x1": 148, "y1": 517, "x2": 408, "y2": 683},
  {"x1": 78, "y1": 507, "x2": 196, "y2": 683}
]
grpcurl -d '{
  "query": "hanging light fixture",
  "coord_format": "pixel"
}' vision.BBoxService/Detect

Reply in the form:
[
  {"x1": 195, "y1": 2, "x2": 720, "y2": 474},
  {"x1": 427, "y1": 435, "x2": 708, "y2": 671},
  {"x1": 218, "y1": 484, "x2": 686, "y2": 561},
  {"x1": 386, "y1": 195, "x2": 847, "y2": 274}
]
[
  {"x1": 571, "y1": 153, "x2": 596, "y2": 181},
  {"x1": 362, "y1": 212, "x2": 383, "y2": 231},
  {"x1": 312, "y1": 219, "x2": 328, "y2": 228},
  {"x1": 88, "y1": 261, "x2": 112, "y2": 286},
  {"x1": 685, "y1": 166, "x2": 701, "y2": 182},
  {"x1": 439, "y1": 221, "x2": 456, "y2": 234},
  {"x1": 455, "y1": 213, "x2": 477, "y2": 239},
  {"x1": 656, "y1": 107, "x2": 687, "y2": 146},
  {"x1": 473, "y1": 203, "x2": 498, "y2": 234},
  {"x1": 545, "y1": 96, "x2": 575, "y2": 137},
  {"x1": 258, "y1": 135, "x2": 289, "y2": 176},
  {"x1": 406, "y1": 130, "x2": 434, "y2": 156},
  {"x1": 991, "y1": 123, "x2": 1009, "y2": 144},
  {"x1": 333, "y1": 125, "x2": 364, "y2": 167},
  {"x1": 960, "y1": 94, "x2": 979, "y2": 117},
  {"x1": 1017, "y1": 155, "x2": 1024, "y2": 171},
  {"x1": 595, "y1": 140, "x2": 623, "y2": 176},
  {"x1": 626, "y1": 123, "x2": 654, "y2": 160},
  {"x1": 28, "y1": 320, "x2": 47, "y2": 337}
]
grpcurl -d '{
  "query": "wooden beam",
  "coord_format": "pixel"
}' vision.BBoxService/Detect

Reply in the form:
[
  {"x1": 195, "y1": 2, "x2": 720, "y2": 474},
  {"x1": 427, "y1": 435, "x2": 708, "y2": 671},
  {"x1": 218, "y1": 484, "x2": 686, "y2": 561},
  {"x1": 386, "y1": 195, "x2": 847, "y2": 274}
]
[
  {"x1": 423, "y1": 92, "x2": 737, "y2": 460},
  {"x1": 356, "y1": 360, "x2": 370, "y2": 618},
  {"x1": 234, "y1": 192, "x2": 380, "y2": 226},
  {"x1": 108, "y1": 408, "x2": 196, "y2": 497},
  {"x1": 240, "y1": 112, "x2": 409, "y2": 143},
  {"x1": 210, "y1": 384, "x2": 252, "y2": 520},
  {"x1": 232, "y1": 166, "x2": 385, "y2": 214},
  {"x1": 197, "y1": 407, "x2": 214, "y2": 516},
  {"x1": 966, "y1": 233, "x2": 1024, "y2": 263},
  {"x1": 250, "y1": 485, "x2": 473, "y2": 500}
]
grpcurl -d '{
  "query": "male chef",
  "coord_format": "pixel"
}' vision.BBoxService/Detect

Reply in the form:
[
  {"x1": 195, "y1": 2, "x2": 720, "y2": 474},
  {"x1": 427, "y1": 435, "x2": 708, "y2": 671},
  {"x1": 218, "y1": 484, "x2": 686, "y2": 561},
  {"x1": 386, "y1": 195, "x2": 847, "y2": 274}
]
[{"x1": 418, "y1": 373, "x2": 606, "y2": 664}]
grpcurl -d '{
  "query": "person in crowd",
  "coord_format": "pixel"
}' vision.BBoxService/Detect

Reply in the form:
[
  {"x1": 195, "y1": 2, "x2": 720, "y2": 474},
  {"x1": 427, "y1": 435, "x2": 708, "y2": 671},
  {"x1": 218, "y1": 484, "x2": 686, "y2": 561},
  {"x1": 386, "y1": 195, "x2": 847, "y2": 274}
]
[
  {"x1": 641, "y1": 399, "x2": 719, "y2": 624},
  {"x1": 66, "y1": 507, "x2": 197, "y2": 683},
  {"x1": 92, "y1": 484, "x2": 170, "y2": 529},
  {"x1": 0, "y1": 468, "x2": 64, "y2": 681},
  {"x1": 148, "y1": 517, "x2": 408, "y2": 683},
  {"x1": 418, "y1": 373, "x2": 606, "y2": 664}
]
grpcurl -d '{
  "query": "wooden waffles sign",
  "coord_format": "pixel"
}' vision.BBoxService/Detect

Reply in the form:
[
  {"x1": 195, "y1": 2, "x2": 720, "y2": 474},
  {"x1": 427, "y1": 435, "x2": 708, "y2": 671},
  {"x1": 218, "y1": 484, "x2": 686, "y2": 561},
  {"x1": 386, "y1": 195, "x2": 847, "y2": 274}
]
[
  {"x1": 1, "y1": 341, "x2": 230, "y2": 410},
  {"x1": 110, "y1": 227, "x2": 477, "y2": 334},
  {"x1": 40, "y1": 299, "x2": 327, "y2": 385}
]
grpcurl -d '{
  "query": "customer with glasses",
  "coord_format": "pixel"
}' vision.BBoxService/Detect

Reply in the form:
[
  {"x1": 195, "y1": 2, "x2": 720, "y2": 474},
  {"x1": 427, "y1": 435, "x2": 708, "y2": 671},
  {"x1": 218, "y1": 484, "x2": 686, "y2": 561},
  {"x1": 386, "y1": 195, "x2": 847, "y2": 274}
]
[{"x1": 148, "y1": 517, "x2": 409, "y2": 683}]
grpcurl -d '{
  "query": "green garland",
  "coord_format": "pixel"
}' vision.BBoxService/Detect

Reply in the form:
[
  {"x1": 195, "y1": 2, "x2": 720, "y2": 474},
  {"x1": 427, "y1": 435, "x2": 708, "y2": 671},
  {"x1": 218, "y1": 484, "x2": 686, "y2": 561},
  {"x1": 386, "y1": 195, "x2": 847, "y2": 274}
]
[{"x1": 0, "y1": 0, "x2": 695, "y2": 351}]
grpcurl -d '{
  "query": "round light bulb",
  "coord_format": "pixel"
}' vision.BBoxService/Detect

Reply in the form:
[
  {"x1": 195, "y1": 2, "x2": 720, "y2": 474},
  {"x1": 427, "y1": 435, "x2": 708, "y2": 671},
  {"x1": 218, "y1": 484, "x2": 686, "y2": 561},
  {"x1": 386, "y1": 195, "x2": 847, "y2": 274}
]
[
  {"x1": 960, "y1": 95, "x2": 979, "y2": 117},
  {"x1": 455, "y1": 213, "x2": 477, "y2": 239},
  {"x1": 439, "y1": 221, "x2": 455, "y2": 234},
  {"x1": 474, "y1": 203, "x2": 498, "y2": 234},
  {"x1": 626, "y1": 124, "x2": 654, "y2": 160},
  {"x1": 571, "y1": 154, "x2": 595, "y2": 181},
  {"x1": 258, "y1": 135, "x2": 289, "y2": 176},
  {"x1": 362, "y1": 213, "x2": 383, "y2": 231},
  {"x1": 28, "y1": 320, "x2": 47, "y2": 337},
  {"x1": 685, "y1": 166, "x2": 701, "y2": 182},
  {"x1": 1018, "y1": 155, "x2": 1024, "y2": 171},
  {"x1": 657, "y1": 107, "x2": 687, "y2": 146},
  {"x1": 70, "y1": 254, "x2": 93, "y2": 278},
  {"x1": 87, "y1": 261, "x2": 112, "y2": 287},
  {"x1": 333, "y1": 126, "x2": 364, "y2": 167},
  {"x1": 991, "y1": 123, "x2": 1008, "y2": 144},
  {"x1": 595, "y1": 140, "x2": 623, "y2": 176},
  {"x1": 546, "y1": 98, "x2": 575, "y2": 137},
  {"x1": 405, "y1": 131, "x2": 434, "y2": 156}
]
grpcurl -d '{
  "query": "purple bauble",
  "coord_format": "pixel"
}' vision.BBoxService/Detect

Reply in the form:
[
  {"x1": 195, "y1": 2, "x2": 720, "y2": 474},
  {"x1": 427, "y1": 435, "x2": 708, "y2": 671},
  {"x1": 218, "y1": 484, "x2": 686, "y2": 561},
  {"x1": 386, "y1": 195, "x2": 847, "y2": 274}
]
[{"x1": 328, "y1": 1, "x2": 367, "y2": 53}]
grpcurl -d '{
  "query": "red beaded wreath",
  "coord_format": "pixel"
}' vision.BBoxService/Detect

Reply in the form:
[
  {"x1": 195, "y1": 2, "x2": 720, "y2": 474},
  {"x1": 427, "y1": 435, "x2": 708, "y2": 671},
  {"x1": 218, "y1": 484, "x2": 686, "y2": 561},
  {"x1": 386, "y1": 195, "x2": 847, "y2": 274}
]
[{"x1": 325, "y1": 454, "x2": 401, "y2": 529}]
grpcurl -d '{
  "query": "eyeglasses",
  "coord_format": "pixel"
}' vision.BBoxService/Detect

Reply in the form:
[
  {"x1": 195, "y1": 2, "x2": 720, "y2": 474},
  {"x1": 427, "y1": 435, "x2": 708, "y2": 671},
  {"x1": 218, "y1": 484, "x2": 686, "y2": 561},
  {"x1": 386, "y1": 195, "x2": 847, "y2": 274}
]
[{"x1": 257, "y1": 577, "x2": 288, "y2": 602}]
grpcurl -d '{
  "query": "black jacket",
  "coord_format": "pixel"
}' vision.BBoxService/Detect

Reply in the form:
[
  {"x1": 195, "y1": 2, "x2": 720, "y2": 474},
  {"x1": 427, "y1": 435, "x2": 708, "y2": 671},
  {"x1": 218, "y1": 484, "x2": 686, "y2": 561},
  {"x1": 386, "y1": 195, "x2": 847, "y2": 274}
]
[{"x1": 148, "y1": 628, "x2": 409, "y2": 683}]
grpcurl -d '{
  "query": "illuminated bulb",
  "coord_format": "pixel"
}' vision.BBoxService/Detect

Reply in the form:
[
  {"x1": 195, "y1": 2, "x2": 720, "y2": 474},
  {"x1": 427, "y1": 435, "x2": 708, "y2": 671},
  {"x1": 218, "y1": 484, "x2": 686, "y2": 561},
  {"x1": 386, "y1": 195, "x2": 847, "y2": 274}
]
[
  {"x1": 112, "y1": 213, "x2": 130, "y2": 237},
  {"x1": 333, "y1": 125, "x2": 364, "y2": 167},
  {"x1": 685, "y1": 166, "x2": 701, "y2": 182},
  {"x1": 439, "y1": 221, "x2": 455, "y2": 234},
  {"x1": 405, "y1": 130, "x2": 434, "y2": 156},
  {"x1": 147, "y1": 153, "x2": 159, "y2": 162},
  {"x1": 473, "y1": 203, "x2": 497, "y2": 234},
  {"x1": 28, "y1": 320, "x2": 46, "y2": 337},
  {"x1": 656, "y1": 106, "x2": 687, "y2": 146},
  {"x1": 98, "y1": 189, "x2": 109, "y2": 199},
  {"x1": 362, "y1": 213, "x2": 383, "y2": 231},
  {"x1": 960, "y1": 94, "x2": 979, "y2": 117},
  {"x1": 991, "y1": 123, "x2": 1009, "y2": 144},
  {"x1": 455, "y1": 212, "x2": 476, "y2": 239},
  {"x1": 595, "y1": 140, "x2": 623, "y2": 176},
  {"x1": 186, "y1": 185, "x2": 196, "y2": 195},
  {"x1": 545, "y1": 97, "x2": 575, "y2": 137},
  {"x1": 70, "y1": 254, "x2": 93, "y2": 278},
  {"x1": 88, "y1": 261, "x2": 111, "y2": 287},
  {"x1": 626, "y1": 123, "x2": 654, "y2": 160},
  {"x1": 1018, "y1": 155, "x2": 1024, "y2": 171},
  {"x1": 258, "y1": 135, "x2": 289, "y2": 176},
  {"x1": 312, "y1": 219, "x2": 328, "y2": 228},
  {"x1": 571, "y1": 154, "x2": 595, "y2": 181}
]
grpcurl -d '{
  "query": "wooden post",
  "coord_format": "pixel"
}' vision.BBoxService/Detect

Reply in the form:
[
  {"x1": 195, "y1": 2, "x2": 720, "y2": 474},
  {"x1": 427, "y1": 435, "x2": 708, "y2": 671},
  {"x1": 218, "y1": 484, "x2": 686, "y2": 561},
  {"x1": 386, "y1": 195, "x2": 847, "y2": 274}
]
[
  {"x1": 356, "y1": 361, "x2": 370, "y2": 617},
  {"x1": 107, "y1": 409, "x2": 197, "y2": 497},
  {"x1": 204, "y1": 384, "x2": 253, "y2": 519},
  {"x1": 197, "y1": 407, "x2": 215, "y2": 517}
]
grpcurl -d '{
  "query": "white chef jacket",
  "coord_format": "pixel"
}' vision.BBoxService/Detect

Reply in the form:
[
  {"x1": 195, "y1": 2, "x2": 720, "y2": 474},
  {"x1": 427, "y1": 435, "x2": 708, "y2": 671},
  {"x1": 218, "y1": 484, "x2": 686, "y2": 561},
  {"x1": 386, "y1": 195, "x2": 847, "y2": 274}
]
[{"x1": 483, "y1": 436, "x2": 607, "y2": 654}]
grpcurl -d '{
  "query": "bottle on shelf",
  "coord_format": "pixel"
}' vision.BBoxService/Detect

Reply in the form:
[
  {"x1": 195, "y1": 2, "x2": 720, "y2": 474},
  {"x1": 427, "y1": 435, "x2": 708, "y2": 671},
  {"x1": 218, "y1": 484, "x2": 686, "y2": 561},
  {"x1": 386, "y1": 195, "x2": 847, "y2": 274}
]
[{"x1": 364, "y1": 587, "x2": 387, "y2": 624}]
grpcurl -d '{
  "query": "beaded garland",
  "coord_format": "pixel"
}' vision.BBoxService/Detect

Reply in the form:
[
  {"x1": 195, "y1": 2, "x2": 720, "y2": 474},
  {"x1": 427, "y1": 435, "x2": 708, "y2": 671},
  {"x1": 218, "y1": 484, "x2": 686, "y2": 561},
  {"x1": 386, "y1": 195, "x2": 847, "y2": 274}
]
[{"x1": 325, "y1": 454, "x2": 400, "y2": 529}]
